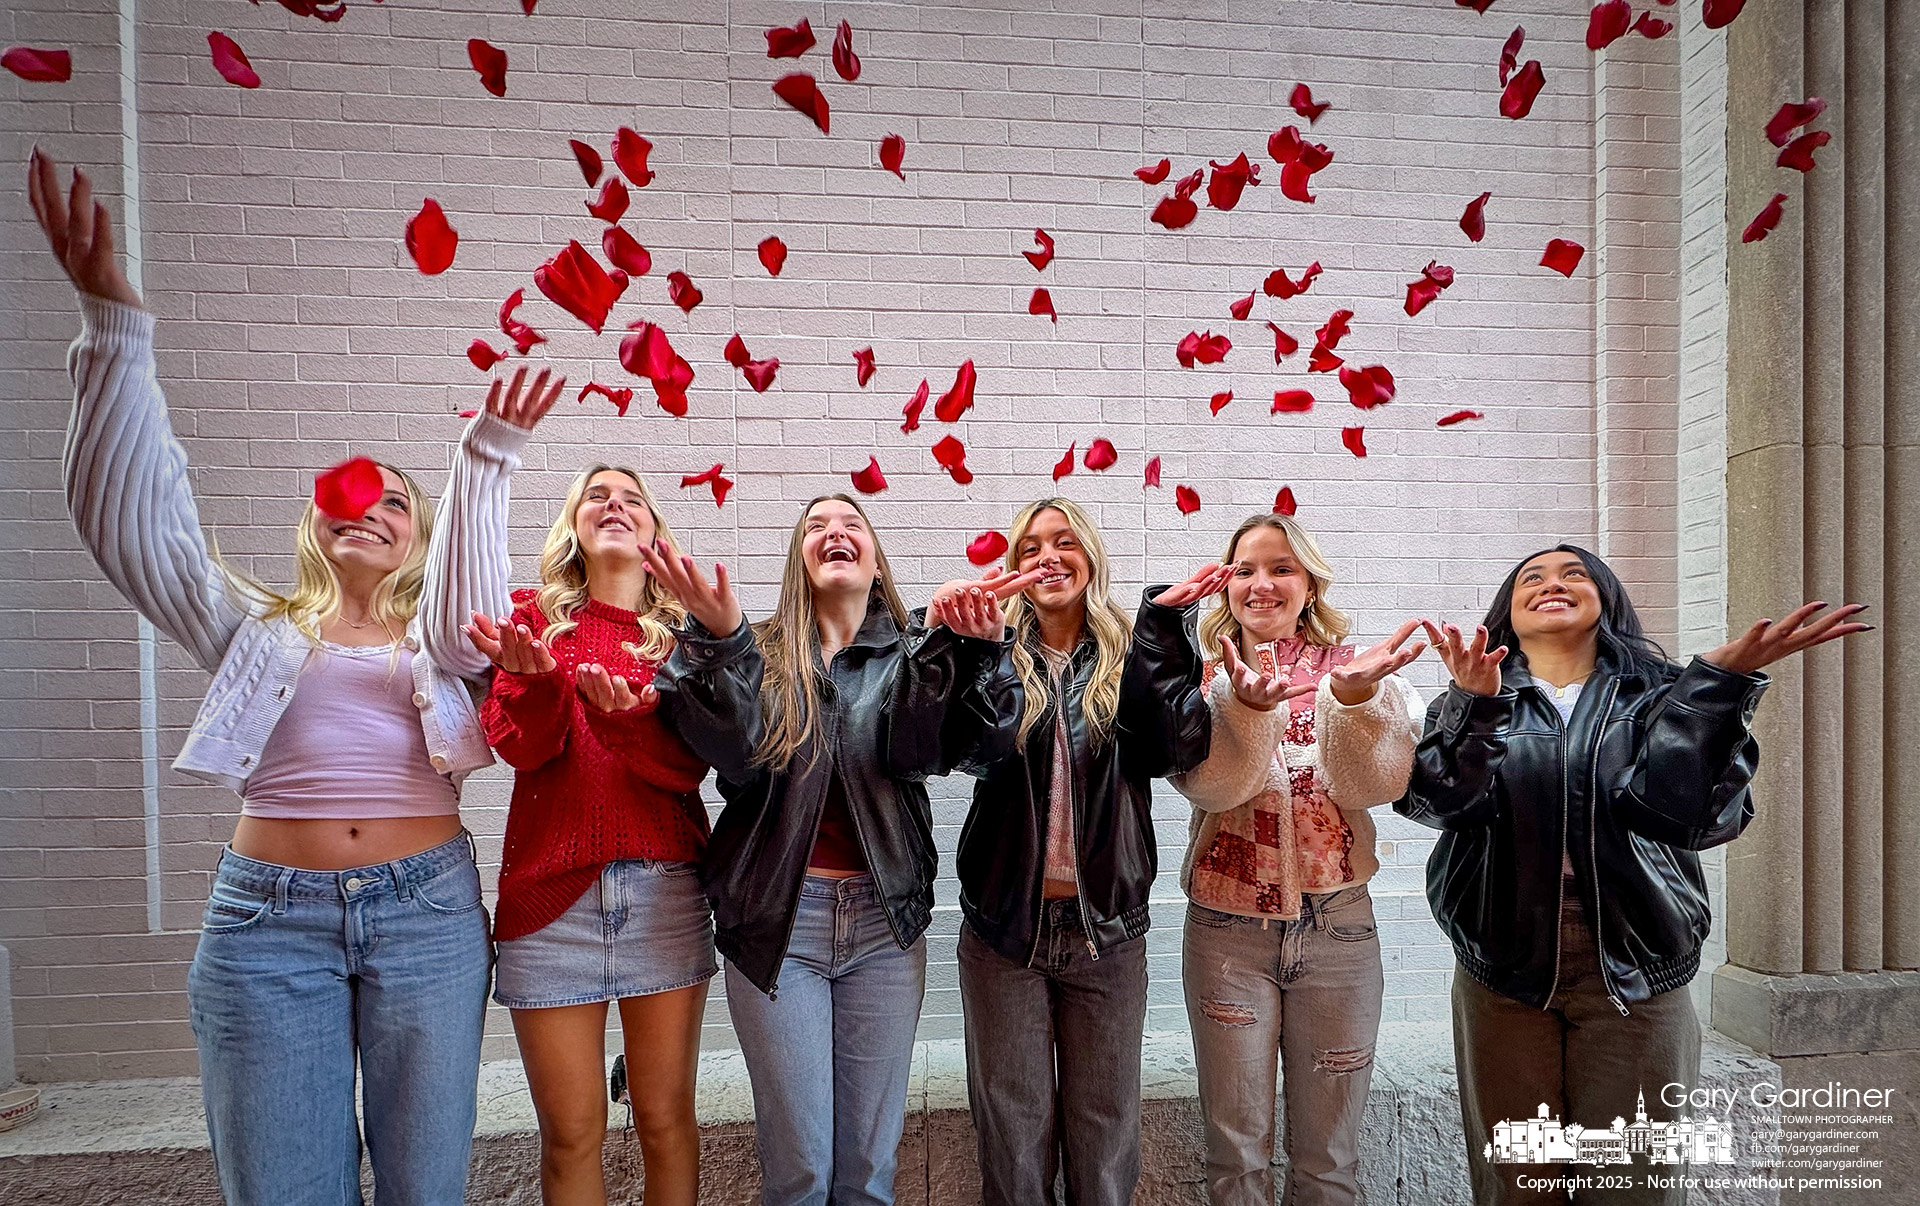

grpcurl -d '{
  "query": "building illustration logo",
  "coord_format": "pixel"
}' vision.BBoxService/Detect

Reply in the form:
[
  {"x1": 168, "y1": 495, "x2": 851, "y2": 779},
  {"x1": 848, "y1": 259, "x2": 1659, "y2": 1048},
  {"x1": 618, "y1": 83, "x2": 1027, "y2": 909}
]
[{"x1": 1486, "y1": 1090, "x2": 1736, "y2": 1166}]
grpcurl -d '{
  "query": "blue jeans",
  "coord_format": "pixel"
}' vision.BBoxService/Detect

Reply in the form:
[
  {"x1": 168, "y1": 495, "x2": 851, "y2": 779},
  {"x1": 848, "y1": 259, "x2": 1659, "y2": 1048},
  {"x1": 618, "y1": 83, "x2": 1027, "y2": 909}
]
[
  {"x1": 186, "y1": 834, "x2": 493, "y2": 1206},
  {"x1": 725, "y1": 874, "x2": 928, "y2": 1206}
]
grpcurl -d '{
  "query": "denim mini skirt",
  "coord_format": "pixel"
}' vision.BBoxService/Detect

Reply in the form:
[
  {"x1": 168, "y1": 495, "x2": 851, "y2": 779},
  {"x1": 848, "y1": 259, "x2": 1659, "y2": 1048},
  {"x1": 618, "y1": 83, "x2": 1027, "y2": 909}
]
[{"x1": 493, "y1": 858, "x2": 717, "y2": 1009}]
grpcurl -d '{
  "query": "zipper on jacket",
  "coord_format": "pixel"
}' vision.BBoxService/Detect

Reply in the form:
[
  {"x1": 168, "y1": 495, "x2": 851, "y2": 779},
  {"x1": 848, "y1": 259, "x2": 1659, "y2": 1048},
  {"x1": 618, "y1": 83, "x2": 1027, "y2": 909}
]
[
  {"x1": 1587, "y1": 678, "x2": 1629, "y2": 1016},
  {"x1": 1543, "y1": 687, "x2": 1570, "y2": 1011},
  {"x1": 1065, "y1": 648, "x2": 1100, "y2": 962}
]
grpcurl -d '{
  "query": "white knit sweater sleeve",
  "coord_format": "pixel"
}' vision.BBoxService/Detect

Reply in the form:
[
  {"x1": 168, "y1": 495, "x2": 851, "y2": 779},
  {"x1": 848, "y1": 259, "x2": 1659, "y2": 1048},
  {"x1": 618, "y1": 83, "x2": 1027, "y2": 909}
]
[
  {"x1": 419, "y1": 409, "x2": 532, "y2": 683},
  {"x1": 62, "y1": 295, "x2": 248, "y2": 672},
  {"x1": 1169, "y1": 672, "x2": 1287, "y2": 814},
  {"x1": 1315, "y1": 672, "x2": 1424, "y2": 810}
]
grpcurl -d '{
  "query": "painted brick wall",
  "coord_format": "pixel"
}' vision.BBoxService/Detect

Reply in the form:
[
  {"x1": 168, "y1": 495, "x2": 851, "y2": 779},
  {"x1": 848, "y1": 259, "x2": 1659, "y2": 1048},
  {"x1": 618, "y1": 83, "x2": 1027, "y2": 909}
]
[{"x1": 2, "y1": 0, "x2": 1681, "y2": 1081}]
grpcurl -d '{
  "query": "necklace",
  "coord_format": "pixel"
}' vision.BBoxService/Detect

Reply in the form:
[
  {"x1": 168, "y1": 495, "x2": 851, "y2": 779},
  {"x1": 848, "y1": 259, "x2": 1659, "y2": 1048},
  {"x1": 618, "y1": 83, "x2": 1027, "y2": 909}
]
[{"x1": 337, "y1": 612, "x2": 382, "y2": 630}]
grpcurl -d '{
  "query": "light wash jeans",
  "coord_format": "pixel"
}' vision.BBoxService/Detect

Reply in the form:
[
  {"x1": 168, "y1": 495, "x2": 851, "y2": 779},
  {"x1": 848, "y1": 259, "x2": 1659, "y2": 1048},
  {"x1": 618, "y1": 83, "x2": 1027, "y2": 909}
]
[
  {"x1": 725, "y1": 874, "x2": 928, "y2": 1206},
  {"x1": 186, "y1": 833, "x2": 492, "y2": 1206},
  {"x1": 1183, "y1": 885, "x2": 1384, "y2": 1206}
]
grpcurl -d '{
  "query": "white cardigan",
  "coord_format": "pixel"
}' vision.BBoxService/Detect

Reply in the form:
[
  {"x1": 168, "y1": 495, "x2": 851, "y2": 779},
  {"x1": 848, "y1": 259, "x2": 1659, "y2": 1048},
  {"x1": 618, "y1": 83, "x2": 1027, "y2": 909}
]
[{"x1": 61, "y1": 294, "x2": 526, "y2": 791}]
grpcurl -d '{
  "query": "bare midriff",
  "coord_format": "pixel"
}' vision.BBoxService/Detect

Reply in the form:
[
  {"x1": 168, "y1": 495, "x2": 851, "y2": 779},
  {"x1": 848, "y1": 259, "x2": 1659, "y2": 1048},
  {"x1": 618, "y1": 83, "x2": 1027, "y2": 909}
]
[{"x1": 230, "y1": 814, "x2": 464, "y2": 872}]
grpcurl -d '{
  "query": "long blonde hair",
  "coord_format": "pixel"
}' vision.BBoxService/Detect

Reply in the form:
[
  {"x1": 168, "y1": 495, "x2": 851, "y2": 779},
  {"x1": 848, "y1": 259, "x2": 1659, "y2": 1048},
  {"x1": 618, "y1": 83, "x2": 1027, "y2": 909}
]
[
  {"x1": 1198, "y1": 513, "x2": 1351, "y2": 654},
  {"x1": 1001, "y1": 498, "x2": 1133, "y2": 745},
  {"x1": 754, "y1": 494, "x2": 909, "y2": 768},
  {"x1": 535, "y1": 465, "x2": 688, "y2": 663}
]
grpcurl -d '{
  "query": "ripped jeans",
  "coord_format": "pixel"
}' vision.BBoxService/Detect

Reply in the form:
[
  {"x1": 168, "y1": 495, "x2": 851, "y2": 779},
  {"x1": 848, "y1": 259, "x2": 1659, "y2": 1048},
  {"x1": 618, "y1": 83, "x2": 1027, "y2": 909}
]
[{"x1": 1182, "y1": 886, "x2": 1383, "y2": 1206}]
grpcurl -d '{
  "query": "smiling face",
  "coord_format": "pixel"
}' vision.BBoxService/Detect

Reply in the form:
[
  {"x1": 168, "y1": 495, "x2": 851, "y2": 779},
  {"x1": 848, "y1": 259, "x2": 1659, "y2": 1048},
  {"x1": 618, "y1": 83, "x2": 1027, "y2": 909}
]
[
  {"x1": 1508, "y1": 552, "x2": 1602, "y2": 645},
  {"x1": 1015, "y1": 506, "x2": 1092, "y2": 616},
  {"x1": 800, "y1": 497, "x2": 878, "y2": 595},
  {"x1": 572, "y1": 469, "x2": 657, "y2": 564},
  {"x1": 314, "y1": 464, "x2": 416, "y2": 578},
  {"x1": 1226, "y1": 524, "x2": 1312, "y2": 646}
]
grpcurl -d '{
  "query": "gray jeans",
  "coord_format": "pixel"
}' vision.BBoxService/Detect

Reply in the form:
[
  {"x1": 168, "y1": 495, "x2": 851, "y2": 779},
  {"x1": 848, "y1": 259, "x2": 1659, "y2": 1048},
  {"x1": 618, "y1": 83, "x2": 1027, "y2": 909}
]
[
  {"x1": 957, "y1": 901, "x2": 1149, "y2": 1206},
  {"x1": 1183, "y1": 885, "x2": 1384, "y2": 1206}
]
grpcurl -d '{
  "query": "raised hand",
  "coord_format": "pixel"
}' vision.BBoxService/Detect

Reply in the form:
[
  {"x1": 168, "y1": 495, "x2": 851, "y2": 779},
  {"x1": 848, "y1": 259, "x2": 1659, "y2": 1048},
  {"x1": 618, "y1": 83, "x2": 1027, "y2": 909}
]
[
  {"x1": 486, "y1": 364, "x2": 566, "y2": 431},
  {"x1": 1328, "y1": 618, "x2": 1428, "y2": 706},
  {"x1": 1703, "y1": 601, "x2": 1871, "y2": 675},
  {"x1": 639, "y1": 540, "x2": 744, "y2": 637},
  {"x1": 464, "y1": 611, "x2": 558, "y2": 675},
  {"x1": 929, "y1": 567, "x2": 1048, "y2": 612},
  {"x1": 576, "y1": 662, "x2": 657, "y2": 714},
  {"x1": 1153, "y1": 562, "x2": 1233, "y2": 607},
  {"x1": 1220, "y1": 637, "x2": 1315, "y2": 712},
  {"x1": 1422, "y1": 620, "x2": 1507, "y2": 698},
  {"x1": 26, "y1": 149, "x2": 142, "y2": 308},
  {"x1": 930, "y1": 582, "x2": 1019, "y2": 642}
]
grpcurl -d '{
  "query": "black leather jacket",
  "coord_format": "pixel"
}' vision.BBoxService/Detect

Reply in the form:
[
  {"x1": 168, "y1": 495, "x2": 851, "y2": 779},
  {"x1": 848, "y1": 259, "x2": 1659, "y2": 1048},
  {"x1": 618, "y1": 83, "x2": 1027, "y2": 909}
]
[
  {"x1": 655, "y1": 601, "x2": 1016, "y2": 996},
  {"x1": 1395, "y1": 651, "x2": 1769, "y2": 1011},
  {"x1": 956, "y1": 590, "x2": 1211, "y2": 964}
]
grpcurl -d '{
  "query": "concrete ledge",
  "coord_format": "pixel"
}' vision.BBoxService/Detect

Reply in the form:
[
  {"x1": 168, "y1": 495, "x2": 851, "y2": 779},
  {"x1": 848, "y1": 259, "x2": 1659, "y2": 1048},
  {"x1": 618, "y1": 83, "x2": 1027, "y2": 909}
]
[{"x1": 1711, "y1": 966, "x2": 1920, "y2": 1058}]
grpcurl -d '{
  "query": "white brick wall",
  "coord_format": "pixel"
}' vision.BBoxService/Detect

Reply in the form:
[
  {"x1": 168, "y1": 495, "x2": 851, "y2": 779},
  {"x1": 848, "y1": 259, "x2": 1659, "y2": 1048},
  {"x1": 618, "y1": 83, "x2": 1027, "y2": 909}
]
[{"x1": 2, "y1": 0, "x2": 1686, "y2": 1080}]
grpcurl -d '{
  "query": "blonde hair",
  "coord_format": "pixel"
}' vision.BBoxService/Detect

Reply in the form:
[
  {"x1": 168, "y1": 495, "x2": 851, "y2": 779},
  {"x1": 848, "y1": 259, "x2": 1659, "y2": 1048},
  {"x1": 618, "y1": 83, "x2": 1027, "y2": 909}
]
[
  {"x1": 1198, "y1": 513, "x2": 1351, "y2": 654},
  {"x1": 534, "y1": 465, "x2": 688, "y2": 664},
  {"x1": 1001, "y1": 498, "x2": 1133, "y2": 745},
  {"x1": 754, "y1": 494, "x2": 909, "y2": 768}
]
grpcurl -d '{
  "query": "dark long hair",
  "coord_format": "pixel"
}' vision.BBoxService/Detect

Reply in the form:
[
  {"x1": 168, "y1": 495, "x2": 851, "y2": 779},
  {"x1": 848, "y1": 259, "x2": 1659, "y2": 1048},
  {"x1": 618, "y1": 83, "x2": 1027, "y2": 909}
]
[{"x1": 1480, "y1": 543, "x2": 1672, "y2": 683}]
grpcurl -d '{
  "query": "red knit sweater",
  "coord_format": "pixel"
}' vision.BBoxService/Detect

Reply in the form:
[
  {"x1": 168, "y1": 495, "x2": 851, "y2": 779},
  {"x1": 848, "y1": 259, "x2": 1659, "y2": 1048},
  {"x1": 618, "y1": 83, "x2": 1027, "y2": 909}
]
[{"x1": 481, "y1": 591, "x2": 710, "y2": 941}]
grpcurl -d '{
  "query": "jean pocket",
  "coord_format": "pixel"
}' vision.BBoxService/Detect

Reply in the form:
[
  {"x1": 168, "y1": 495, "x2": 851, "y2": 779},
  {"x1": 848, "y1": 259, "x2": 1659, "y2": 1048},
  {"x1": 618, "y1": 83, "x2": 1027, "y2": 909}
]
[
  {"x1": 414, "y1": 860, "x2": 484, "y2": 915},
  {"x1": 1187, "y1": 903, "x2": 1241, "y2": 930},
  {"x1": 653, "y1": 859, "x2": 700, "y2": 879},
  {"x1": 1320, "y1": 887, "x2": 1377, "y2": 941},
  {"x1": 202, "y1": 883, "x2": 272, "y2": 933}
]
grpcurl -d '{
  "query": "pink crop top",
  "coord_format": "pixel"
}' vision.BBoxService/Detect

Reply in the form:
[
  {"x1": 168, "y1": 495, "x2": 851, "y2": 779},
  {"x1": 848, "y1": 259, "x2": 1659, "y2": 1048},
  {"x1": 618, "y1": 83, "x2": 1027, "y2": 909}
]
[{"x1": 241, "y1": 642, "x2": 460, "y2": 819}]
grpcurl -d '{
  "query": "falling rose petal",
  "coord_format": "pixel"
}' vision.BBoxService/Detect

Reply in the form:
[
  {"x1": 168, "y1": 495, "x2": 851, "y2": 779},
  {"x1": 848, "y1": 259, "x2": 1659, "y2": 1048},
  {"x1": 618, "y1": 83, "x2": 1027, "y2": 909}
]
[
  {"x1": 1209, "y1": 391, "x2": 1234, "y2": 415},
  {"x1": 3, "y1": 47, "x2": 73, "y2": 83},
  {"x1": 1084, "y1": 439, "x2": 1118, "y2": 472},
  {"x1": 854, "y1": 347, "x2": 877, "y2": 386},
  {"x1": 742, "y1": 358, "x2": 780, "y2": 392},
  {"x1": 1266, "y1": 322, "x2": 1299, "y2": 362},
  {"x1": 1052, "y1": 444, "x2": 1076, "y2": 482},
  {"x1": 1268, "y1": 125, "x2": 1305, "y2": 164},
  {"x1": 601, "y1": 227, "x2": 653, "y2": 277},
  {"x1": 1406, "y1": 279, "x2": 1444, "y2": 316},
  {"x1": 1454, "y1": 0, "x2": 1496, "y2": 11},
  {"x1": 1134, "y1": 158, "x2": 1172, "y2": 184},
  {"x1": 578, "y1": 381, "x2": 635, "y2": 417},
  {"x1": 1341, "y1": 426, "x2": 1368, "y2": 458},
  {"x1": 1776, "y1": 130, "x2": 1830, "y2": 173},
  {"x1": 568, "y1": 139, "x2": 603, "y2": 186},
  {"x1": 587, "y1": 176, "x2": 630, "y2": 223},
  {"x1": 1273, "y1": 487, "x2": 1298, "y2": 516},
  {"x1": 1279, "y1": 140, "x2": 1333, "y2": 204},
  {"x1": 680, "y1": 463, "x2": 733, "y2": 507},
  {"x1": 1742, "y1": 193, "x2": 1787, "y2": 243},
  {"x1": 1229, "y1": 291, "x2": 1257, "y2": 321},
  {"x1": 1315, "y1": 309, "x2": 1353, "y2": 350},
  {"x1": 966, "y1": 531, "x2": 1009, "y2": 567},
  {"x1": 1264, "y1": 261, "x2": 1322, "y2": 299},
  {"x1": 1289, "y1": 83, "x2": 1330, "y2": 124},
  {"x1": 467, "y1": 38, "x2": 507, "y2": 97},
  {"x1": 1765, "y1": 97, "x2": 1826, "y2": 146},
  {"x1": 1174, "y1": 168, "x2": 1206, "y2": 200},
  {"x1": 619, "y1": 321, "x2": 677, "y2": 383},
  {"x1": 533, "y1": 240, "x2": 628, "y2": 334},
  {"x1": 831, "y1": 20, "x2": 861, "y2": 82},
  {"x1": 878, "y1": 133, "x2": 906, "y2": 179},
  {"x1": 1024, "y1": 229, "x2": 1055, "y2": 272},
  {"x1": 1272, "y1": 390, "x2": 1316, "y2": 413},
  {"x1": 466, "y1": 339, "x2": 503, "y2": 371},
  {"x1": 404, "y1": 199, "x2": 459, "y2": 275},
  {"x1": 851, "y1": 457, "x2": 888, "y2": 495},
  {"x1": 1175, "y1": 485, "x2": 1201, "y2": 515},
  {"x1": 931, "y1": 434, "x2": 973, "y2": 484},
  {"x1": 1150, "y1": 194, "x2": 1199, "y2": 229},
  {"x1": 1029, "y1": 288, "x2": 1058, "y2": 323},
  {"x1": 765, "y1": 18, "x2": 815, "y2": 58},
  {"x1": 772, "y1": 73, "x2": 830, "y2": 134},
  {"x1": 520, "y1": 0, "x2": 537, "y2": 13},
  {"x1": 667, "y1": 270, "x2": 704, "y2": 313},
  {"x1": 1175, "y1": 331, "x2": 1202, "y2": 368},
  {"x1": 1499, "y1": 27, "x2": 1525, "y2": 86},
  {"x1": 1541, "y1": 238, "x2": 1585, "y2": 277},
  {"x1": 208, "y1": 32, "x2": 262, "y2": 89},
  {"x1": 459, "y1": 409, "x2": 479, "y2": 419},
  {"x1": 1307, "y1": 343, "x2": 1344, "y2": 374},
  {"x1": 1423, "y1": 261, "x2": 1456, "y2": 288},
  {"x1": 651, "y1": 354, "x2": 695, "y2": 417},
  {"x1": 1339, "y1": 364, "x2": 1396, "y2": 409},
  {"x1": 1195, "y1": 331, "x2": 1232, "y2": 364},
  {"x1": 612, "y1": 128, "x2": 654, "y2": 187},
  {"x1": 722, "y1": 333, "x2": 751, "y2": 368},
  {"x1": 1437, "y1": 409, "x2": 1486, "y2": 427},
  {"x1": 314, "y1": 457, "x2": 385, "y2": 520},
  {"x1": 934, "y1": 360, "x2": 978, "y2": 423},
  {"x1": 1633, "y1": 12, "x2": 1673, "y2": 38},
  {"x1": 1461, "y1": 191, "x2": 1492, "y2": 242},
  {"x1": 1702, "y1": 0, "x2": 1747, "y2": 29},
  {"x1": 757, "y1": 235, "x2": 788, "y2": 276},
  {"x1": 1500, "y1": 61, "x2": 1545, "y2": 120},
  {"x1": 901, "y1": 380, "x2": 929, "y2": 433},
  {"x1": 1585, "y1": 1, "x2": 1631, "y2": 51},
  {"x1": 499, "y1": 289, "x2": 545, "y2": 354},
  {"x1": 1206, "y1": 153, "x2": 1261, "y2": 211},
  {"x1": 1143, "y1": 456, "x2": 1162, "y2": 488}
]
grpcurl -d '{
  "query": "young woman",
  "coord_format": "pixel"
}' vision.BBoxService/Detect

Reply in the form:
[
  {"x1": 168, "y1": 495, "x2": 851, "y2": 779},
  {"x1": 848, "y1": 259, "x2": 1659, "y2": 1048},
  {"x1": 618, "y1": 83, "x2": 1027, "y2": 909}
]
[
  {"x1": 1396, "y1": 544, "x2": 1868, "y2": 1206},
  {"x1": 949, "y1": 496, "x2": 1222, "y2": 1206},
  {"x1": 447, "y1": 439, "x2": 714, "y2": 1206},
  {"x1": 1168, "y1": 513, "x2": 1426, "y2": 1206},
  {"x1": 643, "y1": 494, "x2": 1027, "y2": 1206},
  {"x1": 32, "y1": 148, "x2": 514, "y2": 1205}
]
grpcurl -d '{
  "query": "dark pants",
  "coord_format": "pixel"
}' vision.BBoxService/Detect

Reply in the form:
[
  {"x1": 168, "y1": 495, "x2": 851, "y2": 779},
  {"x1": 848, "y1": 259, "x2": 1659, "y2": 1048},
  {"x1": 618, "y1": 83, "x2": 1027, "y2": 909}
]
[
  {"x1": 957, "y1": 901, "x2": 1149, "y2": 1206},
  {"x1": 1454, "y1": 883, "x2": 1702, "y2": 1205}
]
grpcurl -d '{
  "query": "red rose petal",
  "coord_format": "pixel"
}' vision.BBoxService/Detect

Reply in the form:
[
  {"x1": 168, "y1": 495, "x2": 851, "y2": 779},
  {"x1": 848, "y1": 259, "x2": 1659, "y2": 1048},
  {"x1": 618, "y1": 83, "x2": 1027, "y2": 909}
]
[
  {"x1": 1175, "y1": 485, "x2": 1200, "y2": 515},
  {"x1": 1229, "y1": 291, "x2": 1257, "y2": 321},
  {"x1": 832, "y1": 20, "x2": 861, "y2": 82},
  {"x1": 1455, "y1": 0, "x2": 1496, "y2": 11},
  {"x1": 1703, "y1": 0, "x2": 1747, "y2": 29},
  {"x1": 601, "y1": 227, "x2": 653, "y2": 278},
  {"x1": 1776, "y1": 130, "x2": 1830, "y2": 172},
  {"x1": 1085, "y1": 439, "x2": 1118, "y2": 472},
  {"x1": 1175, "y1": 331, "x2": 1201, "y2": 368},
  {"x1": 1423, "y1": 261, "x2": 1456, "y2": 288},
  {"x1": 1341, "y1": 426, "x2": 1367, "y2": 458},
  {"x1": 851, "y1": 457, "x2": 888, "y2": 494},
  {"x1": 931, "y1": 434, "x2": 973, "y2": 484},
  {"x1": 1461, "y1": 191, "x2": 1492, "y2": 242},
  {"x1": 578, "y1": 381, "x2": 635, "y2": 417},
  {"x1": 934, "y1": 360, "x2": 977, "y2": 423},
  {"x1": 1765, "y1": 97, "x2": 1826, "y2": 147},
  {"x1": 1585, "y1": 0, "x2": 1631, "y2": 50},
  {"x1": 533, "y1": 240, "x2": 628, "y2": 333},
  {"x1": 1269, "y1": 125, "x2": 1304, "y2": 164},
  {"x1": 875, "y1": 133, "x2": 907, "y2": 180},
  {"x1": 467, "y1": 38, "x2": 507, "y2": 97},
  {"x1": 1029, "y1": 287, "x2": 1057, "y2": 323},
  {"x1": 314, "y1": 457, "x2": 385, "y2": 520},
  {"x1": 742, "y1": 358, "x2": 780, "y2": 392},
  {"x1": 772, "y1": 73, "x2": 830, "y2": 134},
  {"x1": 1024, "y1": 229, "x2": 1055, "y2": 272},
  {"x1": 1339, "y1": 364, "x2": 1396, "y2": 409},
  {"x1": 1633, "y1": 12, "x2": 1673, "y2": 38},
  {"x1": 619, "y1": 321, "x2": 676, "y2": 382},
  {"x1": 765, "y1": 18, "x2": 815, "y2": 58},
  {"x1": 854, "y1": 347, "x2": 876, "y2": 386},
  {"x1": 1406, "y1": 279, "x2": 1443, "y2": 316},
  {"x1": 1272, "y1": 390, "x2": 1315, "y2": 413},
  {"x1": 1266, "y1": 322, "x2": 1299, "y2": 361},
  {"x1": 1289, "y1": 83, "x2": 1330, "y2": 124},
  {"x1": 680, "y1": 463, "x2": 733, "y2": 507},
  {"x1": 757, "y1": 235, "x2": 788, "y2": 276},
  {"x1": 466, "y1": 339, "x2": 503, "y2": 371},
  {"x1": 1134, "y1": 158, "x2": 1171, "y2": 184},
  {"x1": 966, "y1": 531, "x2": 1009, "y2": 567},
  {"x1": 1499, "y1": 27, "x2": 1525, "y2": 86},
  {"x1": 1052, "y1": 443, "x2": 1076, "y2": 482},
  {"x1": 208, "y1": 32, "x2": 261, "y2": 89},
  {"x1": 1174, "y1": 168, "x2": 1205, "y2": 200},
  {"x1": 1264, "y1": 261, "x2": 1322, "y2": 299},
  {"x1": 404, "y1": 199, "x2": 458, "y2": 275},
  {"x1": 1144, "y1": 456, "x2": 1162, "y2": 488},
  {"x1": 1279, "y1": 148, "x2": 1332, "y2": 204},
  {"x1": 459, "y1": 409, "x2": 478, "y2": 419},
  {"x1": 1195, "y1": 331, "x2": 1231, "y2": 364},
  {"x1": 519, "y1": 0, "x2": 536, "y2": 14},
  {"x1": 1437, "y1": 409, "x2": 1485, "y2": 427},
  {"x1": 1307, "y1": 344, "x2": 1344, "y2": 374},
  {"x1": 612, "y1": 128, "x2": 654, "y2": 187},
  {"x1": 499, "y1": 289, "x2": 545, "y2": 354},
  {"x1": 1209, "y1": 391, "x2": 1234, "y2": 415},
  {"x1": 1316, "y1": 309, "x2": 1353, "y2": 350},
  {"x1": 722, "y1": 333, "x2": 751, "y2": 368},
  {"x1": 1150, "y1": 194, "x2": 1199, "y2": 229},
  {"x1": 667, "y1": 270, "x2": 704, "y2": 313},
  {"x1": 1273, "y1": 487, "x2": 1297, "y2": 516},
  {"x1": 1206, "y1": 152, "x2": 1261, "y2": 211},
  {"x1": 569, "y1": 139, "x2": 603, "y2": 186},
  {"x1": 3, "y1": 47, "x2": 72, "y2": 83},
  {"x1": 1742, "y1": 193, "x2": 1787, "y2": 243},
  {"x1": 1500, "y1": 60, "x2": 1545, "y2": 119},
  {"x1": 902, "y1": 380, "x2": 929, "y2": 433},
  {"x1": 1541, "y1": 238, "x2": 1585, "y2": 277},
  {"x1": 586, "y1": 176, "x2": 629, "y2": 224}
]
